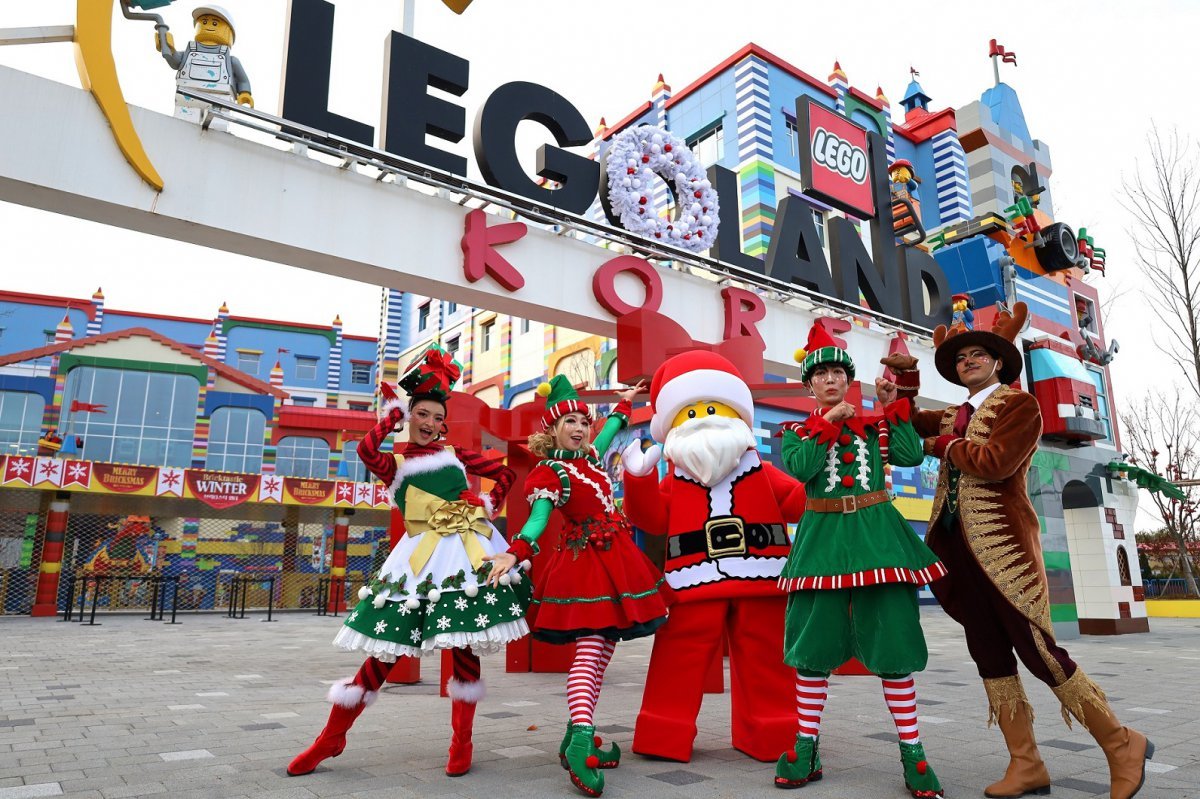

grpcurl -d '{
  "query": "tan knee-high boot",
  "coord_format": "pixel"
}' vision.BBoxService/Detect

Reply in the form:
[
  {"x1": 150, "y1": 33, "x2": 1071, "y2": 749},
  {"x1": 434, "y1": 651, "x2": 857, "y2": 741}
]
[
  {"x1": 1051, "y1": 670, "x2": 1154, "y2": 799},
  {"x1": 983, "y1": 676, "x2": 1050, "y2": 798}
]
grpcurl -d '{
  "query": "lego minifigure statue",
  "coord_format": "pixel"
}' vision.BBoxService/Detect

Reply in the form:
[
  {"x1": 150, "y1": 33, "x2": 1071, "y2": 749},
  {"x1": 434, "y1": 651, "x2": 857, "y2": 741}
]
[
  {"x1": 889, "y1": 159, "x2": 921, "y2": 199},
  {"x1": 950, "y1": 293, "x2": 975, "y2": 331},
  {"x1": 158, "y1": 5, "x2": 252, "y2": 128}
]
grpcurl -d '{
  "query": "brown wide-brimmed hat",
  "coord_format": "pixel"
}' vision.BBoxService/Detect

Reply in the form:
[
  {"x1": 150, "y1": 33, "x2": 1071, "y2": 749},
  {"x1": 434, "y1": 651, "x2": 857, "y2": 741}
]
[{"x1": 933, "y1": 302, "x2": 1027, "y2": 386}]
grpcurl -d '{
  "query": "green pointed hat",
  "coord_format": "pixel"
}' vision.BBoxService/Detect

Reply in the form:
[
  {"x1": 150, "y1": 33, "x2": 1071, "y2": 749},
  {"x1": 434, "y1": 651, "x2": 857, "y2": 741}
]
[
  {"x1": 536, "y1": 374, "x2": 592, "y2": 429},
  {"x1": 795, "y1": 321, "x2": 855, "y2": 382}
]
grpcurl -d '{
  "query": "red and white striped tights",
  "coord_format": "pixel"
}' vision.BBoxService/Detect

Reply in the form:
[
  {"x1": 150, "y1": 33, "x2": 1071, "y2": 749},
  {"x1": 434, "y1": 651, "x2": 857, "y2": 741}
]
[
  {"x1": 567, "y1": 635, "x2": 617, "y2": 725},
  {"x1": 794, "y1": 673, "x2": 921, "y2": 743}
]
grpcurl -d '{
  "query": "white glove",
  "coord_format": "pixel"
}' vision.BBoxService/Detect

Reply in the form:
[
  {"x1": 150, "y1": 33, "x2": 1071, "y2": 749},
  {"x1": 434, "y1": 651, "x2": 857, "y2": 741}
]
[{"x1": 621, "y1": 439, "x2": 662, "y2": 478}]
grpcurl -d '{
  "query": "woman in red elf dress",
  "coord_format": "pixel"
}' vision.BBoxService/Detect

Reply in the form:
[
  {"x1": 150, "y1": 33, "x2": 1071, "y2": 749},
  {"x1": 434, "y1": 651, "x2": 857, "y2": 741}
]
[{"x1": 487, "y1": 375, "x2": 673, "y2": 798}]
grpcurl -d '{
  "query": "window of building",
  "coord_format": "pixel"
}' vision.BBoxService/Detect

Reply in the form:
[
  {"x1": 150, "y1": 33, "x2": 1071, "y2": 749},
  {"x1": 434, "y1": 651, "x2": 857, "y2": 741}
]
[
  {"x1": 348, "y1": 401, "x2": 371, "y2": 413},
  {"x1": 1075, "y1": 295, "x2": 1098, "y2": 335},
  {"x1": 481, "y1": 320, "x2": 494, "y2": 351},
  {"x1": 446, "y1": 301, "x2": 458, "y2": 316},
  {"x1": 688, "y1": 124, "x2": 724, "y2": 168},
  {"x1": 275, "y1": 436, "x2": 331, "y2": 479},
  {"x1": 206, "y1": 407, "x2": 266, "y2": 473},
  {"x1": 785, "y1": 116, "x2": 801, "y2": 158},
  {"x1": 340, "y1": 441, "x2": 366, "y2": 482},
  {"x1": 445, "y1": 335, "x2": 460, "y2": 360},
  {"x1": 1085, "y1": 365, "x2": 1112, "y2": 442},
  {"x1": 0, "y1": 391, "x2": 46, "y2": 456},
  {"x1": 63, "y1": 366, "x2": 199, "y2": 467},
  {"x1": 418, "y1": 302, "x2": 431, "y2": 331},
  {"x1": 811, "y1": 208, "x2": 827, "y2": 248},
  {"x1": 291, "y1": 396, "x2": 317, "y2": 406},
  {"x1": 350, "y1": 361, "x2": 371, "y2": 385},
  {"x1": 294, "y1": 356, "x2": 319, "y2": 381},
  {"x1": 43, "y1": 330, "x2": 57, "y2": 346},
  {"x1": 236, "y1": 350, "x2": 261, "y2": 375},
  {"x1": 521, "y1": 317, "x2": 531, "y2": 334},
  {"x1": 1116, "y1": 545, "x2": 1132, "y2": 587}
]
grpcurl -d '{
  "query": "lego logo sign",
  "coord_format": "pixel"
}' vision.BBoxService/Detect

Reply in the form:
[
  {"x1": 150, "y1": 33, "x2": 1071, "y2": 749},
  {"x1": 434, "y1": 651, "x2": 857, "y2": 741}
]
[
  {"x1": 797, "y1": 98, "x2": 875, "y2": 218},
  {"x1": 812, "y1": 128, "x2": 868, "y2": 184}
]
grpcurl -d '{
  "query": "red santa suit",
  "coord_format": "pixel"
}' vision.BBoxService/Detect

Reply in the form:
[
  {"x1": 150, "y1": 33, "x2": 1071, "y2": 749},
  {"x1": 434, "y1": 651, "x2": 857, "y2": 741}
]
[{"x1": 623, "y1": 352, "x2": 805, "y2": 762}]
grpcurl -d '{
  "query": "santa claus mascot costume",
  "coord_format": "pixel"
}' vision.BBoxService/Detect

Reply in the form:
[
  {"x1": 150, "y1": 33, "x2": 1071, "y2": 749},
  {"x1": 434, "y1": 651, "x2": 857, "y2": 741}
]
[{"x1": 619, "y1": 351, "x2": 805, "y2": 762}]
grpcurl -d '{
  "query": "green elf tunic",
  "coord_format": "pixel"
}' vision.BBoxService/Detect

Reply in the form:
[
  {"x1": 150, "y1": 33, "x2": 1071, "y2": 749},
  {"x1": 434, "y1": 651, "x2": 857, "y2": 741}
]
[
  {"x1": 778, "y1": 400, "x2": 947, "y2": 677},
  {"x1": 335, "y1": 443, "x2": 532, "y2": 661}
]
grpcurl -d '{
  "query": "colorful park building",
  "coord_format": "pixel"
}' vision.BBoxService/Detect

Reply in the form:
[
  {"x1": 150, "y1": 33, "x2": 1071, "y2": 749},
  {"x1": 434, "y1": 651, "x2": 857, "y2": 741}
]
[{"x1": 0, "y1": 45, "x2": 1148, "y2": 638}]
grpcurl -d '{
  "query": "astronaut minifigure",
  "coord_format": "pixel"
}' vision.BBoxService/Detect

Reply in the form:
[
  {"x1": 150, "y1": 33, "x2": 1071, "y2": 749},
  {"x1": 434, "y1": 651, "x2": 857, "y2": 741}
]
[{"x1": 159, "y1": 5, "x2": 252, "y2": 127}]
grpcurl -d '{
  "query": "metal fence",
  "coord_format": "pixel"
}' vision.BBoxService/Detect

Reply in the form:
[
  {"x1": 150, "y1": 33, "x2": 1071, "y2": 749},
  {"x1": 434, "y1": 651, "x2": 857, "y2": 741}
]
[
  {"x1": 1143, "y1": 578, "x2": 1200, "y2": 599},
  {"x1": 0, "y1": 486, "x2": 388, "y2": 616}
]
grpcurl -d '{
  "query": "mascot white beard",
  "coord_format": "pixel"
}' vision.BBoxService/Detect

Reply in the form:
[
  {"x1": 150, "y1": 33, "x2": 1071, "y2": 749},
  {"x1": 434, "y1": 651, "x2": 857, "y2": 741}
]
[{"x1": 663, "y1": 414, "x2": 757, "y2": 487}]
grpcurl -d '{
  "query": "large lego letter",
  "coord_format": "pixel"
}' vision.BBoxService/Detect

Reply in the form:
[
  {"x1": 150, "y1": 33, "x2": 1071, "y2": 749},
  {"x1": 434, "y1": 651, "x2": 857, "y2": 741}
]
[
  {"x1": 592, "y1": 256, "x2": 663, "y2": 316},
  {"x1": 381, "y1": 33, "x2": 469, "y2": 175},
  {"x1": 898, "y1": 246, "x2": 952, "y2": 329},
  {"x1": 721, "y1": 287, "x2": 766, "y2": 349},
  {"x1": 281, "y1": 0, "x2": 374, "y2": 145},
  {"x1": 829, "y1": 216, "x2": 903, "y2": 317},
  {"x1": 707, "y1": 165, "x2": 766, "y2": 275},
  {"x1": 462, "y1": 209, "x2": 527, "y2": 291},
  {"x1": 764, "y1": 195, "x2": 835, "y2": 296},
  {"x1": 473, "y1": 82, "x2": 599, "y2": 214}
]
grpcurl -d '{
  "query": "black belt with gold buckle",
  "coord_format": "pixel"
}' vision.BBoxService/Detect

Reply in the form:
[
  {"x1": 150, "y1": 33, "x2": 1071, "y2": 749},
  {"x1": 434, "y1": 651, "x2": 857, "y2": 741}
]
[{"x1": 667, "y1": 518, "x2": 788, "y2": 559}]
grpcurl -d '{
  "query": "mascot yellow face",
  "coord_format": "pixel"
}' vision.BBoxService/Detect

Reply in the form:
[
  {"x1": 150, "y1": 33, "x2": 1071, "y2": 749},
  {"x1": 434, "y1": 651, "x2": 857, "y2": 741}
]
[
  {"x1": 890, "y1": 165, "x2": 912, "y2": 184},
  {"x1": 952, "y1": 299, "x2": 968, "y2": 312},
  {"x1": 671, "y1": 400, "x2": 740, "y2": 430},
  {"x1": 194, "y1": 13, "x2": 234, "y2": 47}
]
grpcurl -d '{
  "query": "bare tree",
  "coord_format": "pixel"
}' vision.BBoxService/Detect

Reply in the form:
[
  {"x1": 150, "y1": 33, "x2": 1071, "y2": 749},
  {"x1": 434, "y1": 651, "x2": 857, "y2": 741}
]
[
  {"x1": 1122, "y1": 127, "x2": 1200, "y2": 399},
  {"x1": 1121, "y1": 389, "x2": 1200, "y2": 596}
]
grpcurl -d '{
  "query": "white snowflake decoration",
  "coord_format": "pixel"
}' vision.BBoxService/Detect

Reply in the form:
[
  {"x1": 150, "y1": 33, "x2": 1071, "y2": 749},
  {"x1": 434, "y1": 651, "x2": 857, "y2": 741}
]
[
  {"x1": 396, "y1": 603, "x2": 411, "y2": 616},
  {"x1": 602, "y1": 125, "x2": 719, "y2": 253},
  {"x1": 410, "y1": 629, "x2": 422, "y2": 643},
  {"x1": 374, "y1": 620, "x2": 388, "y2": 635},
  {"x1": 437, "y1": 616, "x2": 451, "y2": 630},
  {"x1": 454, "y1": 596, "x2": 469, "y2": 611},
  {"x1": 474, "y1": 613, "x2": 490, "y2": 627},
  {"x1": 509, "y1": 603, "x2": 523, "y2": 616},
  {"x1": 347, "y1": 611, "x2": 358, "y2": 623}
]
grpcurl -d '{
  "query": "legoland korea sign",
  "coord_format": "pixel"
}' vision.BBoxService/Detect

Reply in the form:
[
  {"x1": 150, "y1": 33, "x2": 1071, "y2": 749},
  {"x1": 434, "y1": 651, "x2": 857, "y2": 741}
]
[{"x1": 0, "y1": 1, "x2": 954, "y2": 382}]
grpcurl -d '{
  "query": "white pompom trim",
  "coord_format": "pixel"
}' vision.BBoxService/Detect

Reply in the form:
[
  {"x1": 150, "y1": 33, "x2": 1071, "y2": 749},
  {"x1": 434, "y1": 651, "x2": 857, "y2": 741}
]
[
  {"x1": 327, "y1": 680, "x2": 377, "y2": 708},
  {"x1": 446, "y1": 677, "x2": 487, "y2": 704},
  {"x1": 377, "y1": 398, "x2": 408, "y2": 423},
  {"x1": 357, "y1": 586, "x2": 372, "y2": 600},
  {"x1": 479, "y1": 492, "x2": 496, "y2": 518}
]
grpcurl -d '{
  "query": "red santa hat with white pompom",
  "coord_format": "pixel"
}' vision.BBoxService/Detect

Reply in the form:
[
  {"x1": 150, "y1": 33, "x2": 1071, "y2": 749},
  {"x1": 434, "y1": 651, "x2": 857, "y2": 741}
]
[{"x1": 648, "y1": 351, "x2": 755, "y2": 442}]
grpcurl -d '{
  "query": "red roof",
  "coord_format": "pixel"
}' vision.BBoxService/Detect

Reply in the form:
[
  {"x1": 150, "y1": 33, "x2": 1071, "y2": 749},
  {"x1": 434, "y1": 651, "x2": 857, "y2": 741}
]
[
  {"x1": 278, "y1": 405, "x2": 377, "y2": 433},
  {"x1": 0, "y1": 289, "x2": 97, "y2": 321},
  {"x1": 0, "y1": 327, "x2": 287, "y2": 399}
]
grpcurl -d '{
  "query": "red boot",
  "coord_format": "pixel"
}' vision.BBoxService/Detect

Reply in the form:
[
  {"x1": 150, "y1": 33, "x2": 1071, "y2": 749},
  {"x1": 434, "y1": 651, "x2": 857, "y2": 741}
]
[
  {"x1": 446, "y1": 678, "x2": 485, "y2": 777},
  {"x1": 287, "y1": 681, "x2": 377, "y2": 776}
]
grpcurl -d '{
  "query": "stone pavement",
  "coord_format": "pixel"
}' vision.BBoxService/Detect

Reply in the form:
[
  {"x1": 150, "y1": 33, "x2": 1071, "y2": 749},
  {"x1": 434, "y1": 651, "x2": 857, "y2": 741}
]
[{"x1": 1, "y1": 608, "x2": 1196, "y2": 799}]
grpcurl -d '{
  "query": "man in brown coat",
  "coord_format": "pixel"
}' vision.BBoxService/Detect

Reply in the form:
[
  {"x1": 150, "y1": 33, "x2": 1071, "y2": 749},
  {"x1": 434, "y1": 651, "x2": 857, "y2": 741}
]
[{"x1": 878, "y1": 302, "x2": 1153, "y2": 799}]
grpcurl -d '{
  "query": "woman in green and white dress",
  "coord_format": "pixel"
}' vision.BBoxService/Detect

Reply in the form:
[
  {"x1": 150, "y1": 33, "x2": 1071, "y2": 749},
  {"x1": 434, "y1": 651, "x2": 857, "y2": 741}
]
[{"x1": 289, "y1": 347, "x2": 529, "y2": 779}]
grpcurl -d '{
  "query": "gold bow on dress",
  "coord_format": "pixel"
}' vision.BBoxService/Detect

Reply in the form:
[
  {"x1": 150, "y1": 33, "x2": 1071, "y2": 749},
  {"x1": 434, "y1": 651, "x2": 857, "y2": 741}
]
[{"x1": 404, "y1": 487, "x2": 491, "y2": 576}]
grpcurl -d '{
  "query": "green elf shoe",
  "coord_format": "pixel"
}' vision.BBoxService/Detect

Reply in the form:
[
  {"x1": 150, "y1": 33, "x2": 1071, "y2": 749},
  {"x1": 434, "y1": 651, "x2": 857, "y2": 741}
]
[
  {"x1": 774, "y1": 734, "x2": 822, "y2": 789},
  {"x1": 563, "y1": 723, "x2": 605, "y2": 797},
  {"x1": 559, "y1": 723, "x2": 620, "y2": 771},
  {"x1": 899, "y1": 741, "x2": 944, "y2": 799}
]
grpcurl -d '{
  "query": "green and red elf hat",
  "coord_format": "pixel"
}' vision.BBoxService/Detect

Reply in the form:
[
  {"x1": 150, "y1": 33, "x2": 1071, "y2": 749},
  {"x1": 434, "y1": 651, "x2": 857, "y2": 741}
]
[
  {"x1": 398, "y1": 345, "x2": 462, "y2": 402},
  {"x1": 794, "y1": 321, "x2": 855, "y2": 382},
  {"x1": 536, "y1": 374, "x2": 593, "y2": 430}
]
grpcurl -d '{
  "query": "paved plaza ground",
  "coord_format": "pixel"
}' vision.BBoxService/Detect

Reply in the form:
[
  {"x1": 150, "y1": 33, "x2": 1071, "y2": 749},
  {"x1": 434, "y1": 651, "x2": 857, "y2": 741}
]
[{"x1": 0, "y1": 608, "x2": 1196, "y2": 798}]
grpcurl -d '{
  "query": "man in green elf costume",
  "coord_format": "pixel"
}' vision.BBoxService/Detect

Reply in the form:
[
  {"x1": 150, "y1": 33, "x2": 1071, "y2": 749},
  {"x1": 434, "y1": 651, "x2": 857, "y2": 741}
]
[{"x1": 773, "y1": 321, "x2": 947, "y2": 798}]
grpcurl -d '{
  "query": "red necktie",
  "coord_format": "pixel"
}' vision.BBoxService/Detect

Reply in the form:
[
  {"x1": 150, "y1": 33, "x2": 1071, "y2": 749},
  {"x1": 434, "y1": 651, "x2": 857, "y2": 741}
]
[{"x1": 952, "y1": 402, "x2": 974, "y2": 437}]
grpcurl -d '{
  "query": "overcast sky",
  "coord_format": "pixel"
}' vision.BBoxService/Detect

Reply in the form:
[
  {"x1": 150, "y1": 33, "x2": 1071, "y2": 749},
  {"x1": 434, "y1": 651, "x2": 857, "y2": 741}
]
[{"x1": 2, "y1": 1, "x2": 1196, "y2": 529}]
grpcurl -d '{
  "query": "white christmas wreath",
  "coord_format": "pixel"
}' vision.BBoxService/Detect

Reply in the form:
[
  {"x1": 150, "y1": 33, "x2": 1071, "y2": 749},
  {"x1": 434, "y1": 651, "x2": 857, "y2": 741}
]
[{"x1": 601, "y1": 125, "x2": 720, "y2": 253}]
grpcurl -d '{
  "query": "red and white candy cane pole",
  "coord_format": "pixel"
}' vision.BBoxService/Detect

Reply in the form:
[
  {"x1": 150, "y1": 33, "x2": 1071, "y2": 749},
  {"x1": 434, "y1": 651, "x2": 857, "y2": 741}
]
[
  {"x1": 32, "y1": 493, "x2": 70, "y2": 617},
  {"x1": 327, "y1": 512, "x2": 350, "y2": 614}
]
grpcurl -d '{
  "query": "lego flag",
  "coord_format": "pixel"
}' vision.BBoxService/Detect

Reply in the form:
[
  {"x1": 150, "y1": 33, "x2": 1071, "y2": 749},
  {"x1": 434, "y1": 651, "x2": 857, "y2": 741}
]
[
  {"x1": 989, "y1": 39, "x2": 1017, "y2": 65},
  {"x1": 69, "y1": 400, "x2": 107, "y2": 413}
]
